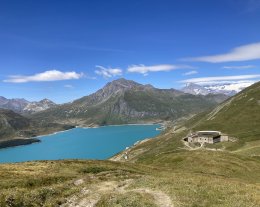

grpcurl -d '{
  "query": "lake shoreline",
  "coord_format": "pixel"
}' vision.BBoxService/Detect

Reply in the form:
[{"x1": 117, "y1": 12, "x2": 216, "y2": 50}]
[
  {"x1": 78, "y1": 122, "x2": 164, "y2": 129},
  {"x1": 0, "y1": 122, "x2": 164, "y2": 151},
  {"x1": 0, "y1": 124, "x2": 161, "y2": 163},
  {"x1": 0, "y1": 138, "x2": 40, "y2": 149},
  {"x1": 0, "y1": 127, "x2": 76, "y2": 150}
]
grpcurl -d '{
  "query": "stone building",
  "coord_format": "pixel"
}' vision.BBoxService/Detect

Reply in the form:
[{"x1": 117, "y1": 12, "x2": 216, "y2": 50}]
[{"x1": 184, "y1": 131, "x2": 228, "y2": 144}]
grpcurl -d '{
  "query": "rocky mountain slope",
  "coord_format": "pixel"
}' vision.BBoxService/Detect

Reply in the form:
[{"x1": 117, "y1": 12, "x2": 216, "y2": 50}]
[
  {"x1": 0, "y1": 109, "x2": 31, "y2": 140},
  {"x1": 31, "y1": 78, "x2": 228, "y2": 126},
  {"x1": 0, "y1": 108, "x2": 74, "y2": 147},
  {"x1": 0, "y1": 97, "x2": 29, "y2": 113},
  {"x1": 0, "y1": 97, "x2": 56, "y2": 114}
]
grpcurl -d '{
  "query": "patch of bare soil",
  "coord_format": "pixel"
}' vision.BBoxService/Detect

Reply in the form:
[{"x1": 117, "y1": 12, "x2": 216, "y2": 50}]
[{"x1": 62, "y1": 179, "x2": 174, "y2": 207}]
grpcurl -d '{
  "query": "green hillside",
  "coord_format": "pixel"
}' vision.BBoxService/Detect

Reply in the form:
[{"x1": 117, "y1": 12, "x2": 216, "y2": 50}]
[
  {"x1": 115, "y1": 82, "x2": 260, "y2": 165},
  {"x1": 186, "y1": 81, "x2": 260, "y2": 151}
]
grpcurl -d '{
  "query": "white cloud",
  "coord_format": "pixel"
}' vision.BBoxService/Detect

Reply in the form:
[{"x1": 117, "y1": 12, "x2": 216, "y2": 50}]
[
  {"x1": 95, "y1": 65, "x2": 122, "y2": 78},
  {"x1": 127, "y1": 64, "x2": 194, "y2": 75},
  {"x1": 64, "y1": 84, "x2": 74, "y2": 89},
  {"x1": 183, "y1": 70, "x2": 198, "y2": 76},
  {"x1": 223, "y1": 65, "x2": 256, "y2": 69},
  {"x1": 4, "y1": 70, "x2": 83, "y2": 83},
  {"x1": 182, "y1": 42, "x2": 260, "y2": 63},
  {"x1": 180, "y1": 74, "x2": 260, "y2": 85}
]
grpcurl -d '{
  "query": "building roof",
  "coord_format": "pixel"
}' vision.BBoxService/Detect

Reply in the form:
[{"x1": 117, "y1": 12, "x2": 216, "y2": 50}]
[{"x1": 197, "y1": 131, "x2": 221, "y2": 136}]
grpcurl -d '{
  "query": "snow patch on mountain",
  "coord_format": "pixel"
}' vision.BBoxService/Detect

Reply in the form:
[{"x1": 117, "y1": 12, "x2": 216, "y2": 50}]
[
  {"x1": 181, "y1": 81, "x2": 255, "y2": 96},
  {"x1": 23, "y1": 99, "x2": 57, "y2": 113},
  {"x1": 181, "y1": 83, "x2": 209, "y2": 95}
]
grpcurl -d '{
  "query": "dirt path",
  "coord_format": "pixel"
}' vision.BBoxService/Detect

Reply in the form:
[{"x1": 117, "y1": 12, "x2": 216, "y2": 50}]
[
  {"x1": 62, "y1": 179, "x2": 174, "y2": 207},
  {"x1": 131, "y1": 188, "x2": 174, "y2": 207}
]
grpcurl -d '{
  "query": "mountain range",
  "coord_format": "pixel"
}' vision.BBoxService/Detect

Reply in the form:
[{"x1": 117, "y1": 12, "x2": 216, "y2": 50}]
[
  {"x1": 31, "y1": 78, "x2": 228, "y2": 126},
  {"x1": 0, "y1": 78, "x2": 228, "y2": 146},
  {"x1": 0, "y1": 97, "x2": 56, "y2": 114},
  {"x1": 181, "y1": 82, "x2": 254, "y2": 96}
]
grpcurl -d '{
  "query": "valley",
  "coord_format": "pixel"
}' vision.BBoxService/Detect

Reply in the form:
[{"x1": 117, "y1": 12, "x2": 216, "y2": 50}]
[
  {"x1": 0, "y1": 79, "x2": 227, "y2": 149},
  {"x1": 1, "y1": 1, "x2": 259, "y2": 206},
  {"x1": 0, "y1": 80, "x2": 259, "y2": 206}
]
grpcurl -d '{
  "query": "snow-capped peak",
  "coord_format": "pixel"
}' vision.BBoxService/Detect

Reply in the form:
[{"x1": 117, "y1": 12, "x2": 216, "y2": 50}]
[
  {"x1": 182, "y1": 83, "x2": 210, "y2": 95},
  {"x1": 182, "y1": 81, "x2": 256, "y2": 96},
  {"x1": 23, "y1": 99, "x2": 57, "y2": 113}
]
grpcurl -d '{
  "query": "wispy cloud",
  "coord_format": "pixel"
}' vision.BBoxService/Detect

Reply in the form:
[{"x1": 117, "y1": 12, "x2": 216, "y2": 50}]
[
  {"x1": 95, "y1": 65, "x2": 122, "y2": 78},
  {"x1": 182, "y1": 42, "x2": 260, "y2": 63},
  {"x1": 183, "y1": 70, "x2": 198, "y2": 76},
  {"x1": 127, "y1": 64, "x2": 194, "y2": 76},
  {"x1": 4, "y1": 70, "x2": 84, "y2": 83},
  {"x1": 64, "y1": 84, "x2": 74, "y2": 89},
  {"x1": 180, "y1": 74, "x2": 260, "y2": 85},
  {"x1": 223, "y1": 65, "x2": 256, "y2": 69}
]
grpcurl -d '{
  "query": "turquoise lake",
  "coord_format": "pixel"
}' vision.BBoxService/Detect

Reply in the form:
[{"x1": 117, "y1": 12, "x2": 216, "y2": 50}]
[{"x1": 0, "y1": 124, "x2": 160, "y2": 163}]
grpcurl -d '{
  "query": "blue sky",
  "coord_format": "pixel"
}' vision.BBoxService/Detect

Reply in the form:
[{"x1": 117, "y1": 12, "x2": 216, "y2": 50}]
[{"x1": 0, "y1": 0, "x2": 260, "y2": 103}]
